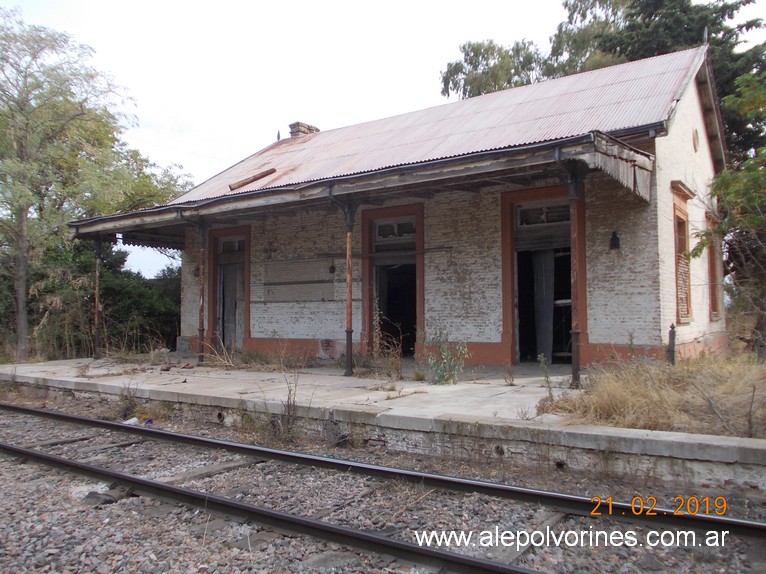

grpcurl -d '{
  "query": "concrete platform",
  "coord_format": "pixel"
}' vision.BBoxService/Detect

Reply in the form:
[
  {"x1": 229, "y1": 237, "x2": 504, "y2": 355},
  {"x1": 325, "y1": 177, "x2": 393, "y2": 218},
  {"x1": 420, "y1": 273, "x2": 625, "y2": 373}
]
[
  {"x1": 1, "y1": 358, "x2": 765, "y2": 490},
  {"x1": 0, "y1": 357, "x2": 569, "y2": 422}
]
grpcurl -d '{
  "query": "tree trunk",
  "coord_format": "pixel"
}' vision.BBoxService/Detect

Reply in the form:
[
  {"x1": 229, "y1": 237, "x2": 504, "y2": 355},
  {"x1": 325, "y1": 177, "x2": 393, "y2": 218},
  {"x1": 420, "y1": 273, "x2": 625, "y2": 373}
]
[{"x1": 14, "y1": 206, "x2": 29, "y2": 361}]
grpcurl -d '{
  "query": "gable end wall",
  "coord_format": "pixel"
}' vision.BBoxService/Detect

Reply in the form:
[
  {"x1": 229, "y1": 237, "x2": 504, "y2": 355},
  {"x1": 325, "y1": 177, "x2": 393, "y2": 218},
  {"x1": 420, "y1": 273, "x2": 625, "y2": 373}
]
[{"x1": 655, "y1": 79, "x2": 725, "y2": 351}]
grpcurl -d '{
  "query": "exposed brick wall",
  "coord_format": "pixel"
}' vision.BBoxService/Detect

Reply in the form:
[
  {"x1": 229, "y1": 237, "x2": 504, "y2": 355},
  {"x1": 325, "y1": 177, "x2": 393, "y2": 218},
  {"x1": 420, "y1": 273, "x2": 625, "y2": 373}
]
[
  {"x1": 248, "y1": 211, "x2": 362, "y2": 355},
  {"x1": 178, "y1": 212, "x2": 362, "y2": 357},
  {"x1": 250, "y1": 211, "x2": 361, "y2": 355},
  {"x1": 584, "y1": 173, "x2": 662, "y2": 347},
  {"x1": 423, "y1": 190, "x2": 503, "y2": 342}
]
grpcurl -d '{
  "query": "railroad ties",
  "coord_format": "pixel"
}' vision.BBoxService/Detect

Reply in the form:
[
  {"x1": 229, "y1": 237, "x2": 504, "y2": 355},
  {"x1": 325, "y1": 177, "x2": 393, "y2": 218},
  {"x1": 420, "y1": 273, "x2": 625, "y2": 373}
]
[{"x1": 0, "y1": 402, "x2": 764, "y2": 573}]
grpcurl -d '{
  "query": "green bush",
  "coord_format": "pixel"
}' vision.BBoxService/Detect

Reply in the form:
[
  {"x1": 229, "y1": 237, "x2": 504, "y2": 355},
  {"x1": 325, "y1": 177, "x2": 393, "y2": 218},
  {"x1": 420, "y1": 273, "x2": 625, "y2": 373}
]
[{"x1": 422, "y1": 330, "x2": 469, "y2": 385}]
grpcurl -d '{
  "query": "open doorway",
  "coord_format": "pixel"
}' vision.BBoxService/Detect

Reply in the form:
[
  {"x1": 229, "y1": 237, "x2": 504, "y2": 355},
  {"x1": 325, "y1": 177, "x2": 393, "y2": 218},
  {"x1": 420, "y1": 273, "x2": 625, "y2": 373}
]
[
  {"x1": 514, "y1": 201, "x2": 572, "y2": 364},
  {"x1": 376, "y1": 263, "x2": 417, "y2": 356},
  {"x1": 363, "y1": 207, "x2": 423, "y2": 361},
  {"x1": 517, "y1": 248, "x2": 572, "y2": 363},
  {"x1": 215, "y1": 236, "x2": 246, "y2": 352}
]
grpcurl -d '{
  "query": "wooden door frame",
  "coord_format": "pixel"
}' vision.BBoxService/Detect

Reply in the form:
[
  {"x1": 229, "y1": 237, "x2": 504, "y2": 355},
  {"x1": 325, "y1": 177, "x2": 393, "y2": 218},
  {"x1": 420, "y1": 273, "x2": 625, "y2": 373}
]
[
  {"x1": 207, "y1": 226, "x2": 251, "y2": 349},
  {"x1": 361, "y1": 204, "x2": 425, "y2": 356},
  {"x1": 501, "y1": 186, "x2": 587, "y2": 363}
]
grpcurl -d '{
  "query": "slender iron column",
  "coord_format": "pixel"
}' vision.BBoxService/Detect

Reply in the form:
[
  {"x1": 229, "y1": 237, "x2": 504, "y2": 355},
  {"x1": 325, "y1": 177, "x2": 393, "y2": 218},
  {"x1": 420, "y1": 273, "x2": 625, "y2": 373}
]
[
  {"x1": 556, "y1": 156, "x2": 588, "y2": 389},
  {"x1": 568, "y1": 183, "x2": 582, "y2": 388}
]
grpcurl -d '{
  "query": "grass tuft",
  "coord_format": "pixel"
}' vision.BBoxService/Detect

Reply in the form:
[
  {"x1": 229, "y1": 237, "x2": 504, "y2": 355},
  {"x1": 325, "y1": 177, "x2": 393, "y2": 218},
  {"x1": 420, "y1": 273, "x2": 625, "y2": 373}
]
[{"x1": 548, "y1": 355, "x2": 766, "y2": 438}]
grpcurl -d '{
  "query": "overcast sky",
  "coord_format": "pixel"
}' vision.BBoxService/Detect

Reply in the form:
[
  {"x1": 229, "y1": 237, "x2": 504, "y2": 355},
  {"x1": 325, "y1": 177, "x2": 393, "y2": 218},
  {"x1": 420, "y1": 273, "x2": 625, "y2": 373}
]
[{"x1": 9, "y1": 0, "x2": 766, "y2": 275}]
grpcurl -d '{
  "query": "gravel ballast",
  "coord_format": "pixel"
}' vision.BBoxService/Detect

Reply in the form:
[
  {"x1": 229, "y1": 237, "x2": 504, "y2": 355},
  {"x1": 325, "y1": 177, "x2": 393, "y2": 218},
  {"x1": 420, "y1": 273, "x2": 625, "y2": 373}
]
[{"x1": 0, "y1": 392, "x2": 764, "y2": 573}]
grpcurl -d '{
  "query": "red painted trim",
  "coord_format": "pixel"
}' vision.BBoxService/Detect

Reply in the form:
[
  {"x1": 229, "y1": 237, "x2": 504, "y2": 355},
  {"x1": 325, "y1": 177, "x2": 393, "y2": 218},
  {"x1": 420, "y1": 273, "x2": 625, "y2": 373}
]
[
  {"x1": 196, "y1": 334, "x2": 728, "y2": 367},
  {"x1": 501, "y1": 186, "x2": 587, "y2": 363},
  {"x1": 462, "y1": 342, "x2": 512, "y2": 366},
  {"x1": 674, "y1": 332, "x2": 729, "y2": 360},
  {"x1": 500, "y1": 195, "x2": 514, "y2": 362},
  {"x1": 576, "y1": 188, "x2": 588, "y2": 347},
  {"x1": 207, "y1": 226, "x2": 251, "y2": 347},
  {"x1": 361, "y1": 204, "x2": 424, "y2": 355},
  {"x1": 580, "y1": 331, "x2": 729, "y2": 364},
  {"x1": 580, "y1": 343, "x2": 667, "y2": 364}
]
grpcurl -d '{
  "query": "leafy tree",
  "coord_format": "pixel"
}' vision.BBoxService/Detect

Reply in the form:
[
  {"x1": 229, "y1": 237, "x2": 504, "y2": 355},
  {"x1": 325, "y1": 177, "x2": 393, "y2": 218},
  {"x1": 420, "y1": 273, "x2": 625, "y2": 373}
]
[
  {"x1": 695, "y1": 71, "x2": 766, "y2": 351},
  {"x1": 0, "y1": 250, "x2": 13, "y2": 358},
  {"x1": 99, "y1": 259, "x2": 181, "y2": 355},
  {"x1": 439, "y1": 2, "x2": 630, "y2": 99},
  {"x1": 0, "y1": 8, "x2": 115, "y2": 360},
  {"x1": 597, "y1": 0, "x2": 765, "y2": 159},
  {"x1": 440, "y1": 1, "x2": 765, "y2": 159},
  {"x1": 546, "y1": 0, "x2": 630, "y2": 76},
  {"x1": 440, "y1": 40, "x2": 546, "y2": 99},
  {"x1": 23, "y1": 241, "x2": 182, "y2": 359},
  {"x1": 723, "y1": 70, "x2": 766, "y2": 122},
  {"x1": 0, "y1": 9, "x2": 186, "y2": 360},
  {"x1": 710, "y1": 154, "x2": 766, "y2": 351}
]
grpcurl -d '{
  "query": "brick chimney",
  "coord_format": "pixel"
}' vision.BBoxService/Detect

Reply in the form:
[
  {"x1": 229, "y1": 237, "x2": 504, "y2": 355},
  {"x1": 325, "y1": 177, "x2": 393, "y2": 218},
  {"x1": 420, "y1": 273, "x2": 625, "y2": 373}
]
[{"x1": 289, "y1": 121, "x2": 320, "y2": 138}]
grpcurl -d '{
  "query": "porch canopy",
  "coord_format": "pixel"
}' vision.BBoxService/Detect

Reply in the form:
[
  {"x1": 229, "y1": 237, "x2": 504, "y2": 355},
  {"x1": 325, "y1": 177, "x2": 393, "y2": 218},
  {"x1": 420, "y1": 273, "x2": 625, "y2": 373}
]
[{"x1": 70, "y1": 130, "x2": 655, "y2": 248}]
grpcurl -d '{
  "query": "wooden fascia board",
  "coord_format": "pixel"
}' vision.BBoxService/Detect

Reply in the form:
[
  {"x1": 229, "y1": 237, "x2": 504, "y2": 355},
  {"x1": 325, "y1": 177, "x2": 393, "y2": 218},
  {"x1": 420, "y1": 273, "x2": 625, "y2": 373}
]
[
  {"x1": 695, "y1": 56, "x2": 728, "y2": 172},
  {"x1": 328, "y1": 143, "x2": 595, "y2": 198},
  {"x1": 70, "y1": 187, "x2": 328, "y2": 238},
  {"x1": 69, "y1": 209, "x2": 187, "y2": 239},
  {"x1": 71, "y1": 133, "x2": 656, "y2": 239}
]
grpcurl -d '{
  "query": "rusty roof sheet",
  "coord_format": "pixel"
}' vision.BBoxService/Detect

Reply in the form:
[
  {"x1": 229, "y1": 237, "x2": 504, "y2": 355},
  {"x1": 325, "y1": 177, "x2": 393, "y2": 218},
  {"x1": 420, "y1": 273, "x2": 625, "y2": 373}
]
[{"x1": 170, "y1": 47, "x2": 707, "y2": 206}]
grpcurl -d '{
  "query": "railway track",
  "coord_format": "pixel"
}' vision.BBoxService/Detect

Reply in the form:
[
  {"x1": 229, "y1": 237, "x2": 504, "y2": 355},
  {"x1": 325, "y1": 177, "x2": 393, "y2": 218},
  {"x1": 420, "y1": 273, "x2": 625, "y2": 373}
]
[{"x1": 0, "y1": 402, "x2": 764, "y2": 573}]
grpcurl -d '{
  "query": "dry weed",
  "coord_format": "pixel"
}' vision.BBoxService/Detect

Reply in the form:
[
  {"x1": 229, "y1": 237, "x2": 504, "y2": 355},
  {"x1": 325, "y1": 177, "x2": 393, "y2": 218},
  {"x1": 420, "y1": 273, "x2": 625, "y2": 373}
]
[{"x1": 549, "y1": 356, "x2": 765, "y2": 438}]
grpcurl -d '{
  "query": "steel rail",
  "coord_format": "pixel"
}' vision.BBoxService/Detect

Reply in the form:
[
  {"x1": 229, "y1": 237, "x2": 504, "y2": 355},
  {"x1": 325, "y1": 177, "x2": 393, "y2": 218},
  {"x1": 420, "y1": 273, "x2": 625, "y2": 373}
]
[
  {"x1": 0, "y1": 440, "x2": 536, "y2": 574},
  {"x1": 2, "y1": 402, "x2": 765, "y2": 539}
]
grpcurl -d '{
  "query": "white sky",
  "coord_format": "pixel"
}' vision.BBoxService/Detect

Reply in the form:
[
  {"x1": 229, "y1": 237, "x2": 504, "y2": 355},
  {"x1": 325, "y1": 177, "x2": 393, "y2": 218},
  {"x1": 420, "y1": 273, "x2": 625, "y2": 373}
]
[{"x1": 8, "y1": 0, "x2": 766, "y2": 276}]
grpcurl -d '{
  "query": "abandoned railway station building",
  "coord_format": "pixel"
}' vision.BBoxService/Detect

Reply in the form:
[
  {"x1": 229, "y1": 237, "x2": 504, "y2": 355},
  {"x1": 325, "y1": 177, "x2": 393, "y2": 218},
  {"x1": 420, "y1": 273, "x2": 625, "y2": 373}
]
[{"x1": 71, "y1": 46, "x2": 727, "y2": 376}]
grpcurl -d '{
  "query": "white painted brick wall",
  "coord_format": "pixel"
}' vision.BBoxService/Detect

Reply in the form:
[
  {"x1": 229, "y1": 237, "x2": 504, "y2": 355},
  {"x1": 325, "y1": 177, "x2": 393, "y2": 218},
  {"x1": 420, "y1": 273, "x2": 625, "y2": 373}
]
[
  {"x1": 585, "y1": 173, "x2": 663, "y2": 346},
  {"x1": 424, "y1": 190, "x2": 503, "y2": 342},
  {"x1": 248, "y1": 211, "x2": 362, "y2": 344},
  {"x1": 655, "y1": 81, "x2": 722, "y2": 344},
  {"x1": 179, "y1": 228, "x2": 201, "y2": 340}
]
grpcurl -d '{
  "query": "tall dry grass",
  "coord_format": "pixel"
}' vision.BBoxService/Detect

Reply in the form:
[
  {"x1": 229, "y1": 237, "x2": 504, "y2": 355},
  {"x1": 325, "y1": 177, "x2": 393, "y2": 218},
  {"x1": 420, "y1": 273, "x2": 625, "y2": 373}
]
[{"x1": 549, "y1": 356, "x2": 766, "y2": 438}]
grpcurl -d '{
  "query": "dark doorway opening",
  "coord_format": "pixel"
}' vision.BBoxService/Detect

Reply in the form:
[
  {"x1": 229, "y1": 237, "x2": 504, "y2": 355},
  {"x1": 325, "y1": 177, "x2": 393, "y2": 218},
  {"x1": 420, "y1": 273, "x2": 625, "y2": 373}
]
[
  {"x1": 376, "y1": 263, "x2": 417, "y2": 356},
  {"x1": 517, "y1": 248, "x2": 571, "y2": 363},
  {"x1": 218, "y1": 262, "x2": 244, "y2": 352}
]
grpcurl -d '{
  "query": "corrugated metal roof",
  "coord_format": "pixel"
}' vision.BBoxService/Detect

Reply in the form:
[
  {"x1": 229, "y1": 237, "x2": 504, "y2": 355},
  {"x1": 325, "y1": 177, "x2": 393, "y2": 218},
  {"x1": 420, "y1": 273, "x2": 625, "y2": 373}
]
[{"x1": 170, "y1": 47, "x2": 707, "y2": 206}]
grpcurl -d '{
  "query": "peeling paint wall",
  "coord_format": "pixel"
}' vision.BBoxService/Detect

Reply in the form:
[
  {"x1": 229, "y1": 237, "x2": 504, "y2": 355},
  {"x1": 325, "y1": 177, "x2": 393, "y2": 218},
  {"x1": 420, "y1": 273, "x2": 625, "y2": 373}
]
[
  {"x1": 176, "y1": 81, "x2": 724, "y2": 362},
  {"x1": 178, "y1": 212, "x2": 362, "y2": 357},
  {"x1": 248, "y1": 212, "x2": 361, "y2": 349},
  {"x1": 424, "y1": 190, "x2": 503, "y2": 342},
  {"x1": 178, "y1": 228, "x2": 202, "y2": 352},
  {"x1": 655, "y1": 80, "x2": 723, "y2": 346},
  {"x1": 585, "y1": 173, "x2": 662, "y2": 347}
]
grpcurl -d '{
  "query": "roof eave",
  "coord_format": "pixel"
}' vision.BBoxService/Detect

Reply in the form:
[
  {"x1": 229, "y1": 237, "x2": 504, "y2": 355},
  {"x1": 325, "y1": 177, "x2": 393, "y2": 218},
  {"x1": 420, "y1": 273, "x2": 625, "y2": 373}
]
[
  {"x1": 696, "y1": 54, "x2": 728, "y2": 172},
  {"x1": 70, "y1": 128, "x2": 660, "y2": 245}
]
